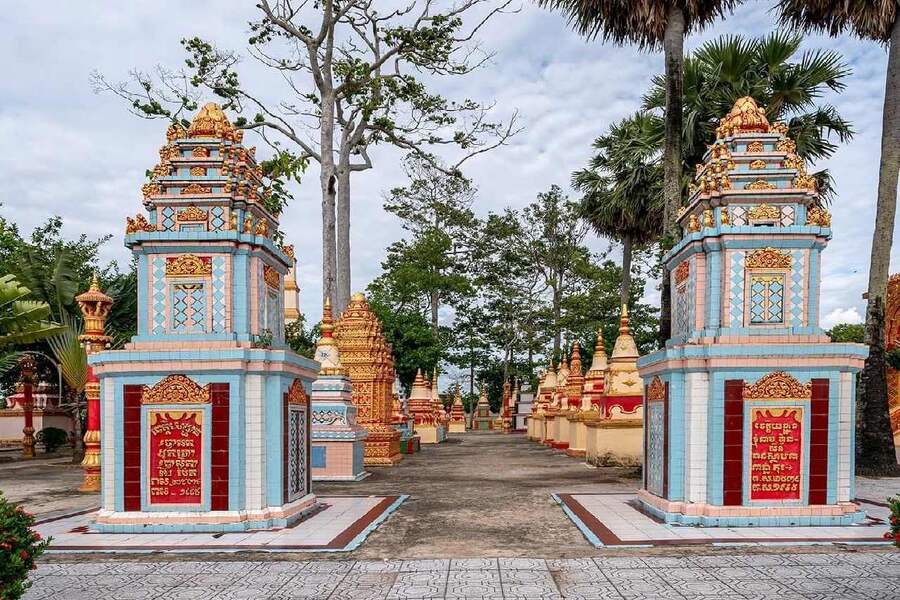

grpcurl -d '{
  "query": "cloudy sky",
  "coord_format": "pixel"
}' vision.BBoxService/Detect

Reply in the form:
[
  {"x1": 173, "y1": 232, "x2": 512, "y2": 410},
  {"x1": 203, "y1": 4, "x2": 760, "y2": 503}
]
[{"x1": 1, "y1": 1, "x2": 893, "y2": 332}]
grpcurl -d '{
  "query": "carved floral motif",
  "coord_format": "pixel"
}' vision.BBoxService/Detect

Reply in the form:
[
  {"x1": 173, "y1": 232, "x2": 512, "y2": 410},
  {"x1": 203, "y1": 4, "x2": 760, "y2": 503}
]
[
  {"x1": 190, "y1": 166, "x2": 207, "y2": 177},
  {"x1": 191, "y1": 146, "x2": 210, "y2": 158},
  {"x1": 125, "y1": 214, "x2": 155, "y2": 234},
  {"x1": 263, "y1": 264, "x2": 280, "y2": 289},
  {"x1": 746, "y1": 247, "x2": 792, "y2": 270},
  {"x1": 181, "y1": 183, "x2": 212, "y2": 195},
  {"x1": 742, "y1": 371, "x2": 811, "y2": 401},
  {"x1": 716, "y1": 96, "x2": 770, "y2": 138},
  {"x1": 749, "y1": 203, "x2": 780, "y2": 221},
  {"x1": 165, "y1": 254, "x2": 212, "y2": 277},
  {"x1": 807, "y1": 206, "x2": 832, "y2": 227},
  {"x1": 749, "y1": 159, "x2": 767, "y2": 170},
  {"x1": 287, "y1": 379, "x2": 308, "y2": 405},
  {"x1": 142, "y1": 374, "x2": 211, "y2": 405},
  {"x1": 647, "y1": 376, "x2": 666, "y2": 402},
  {"x1": 746, "y1": 141, "x2": 765, "y2": 153},
  {"x1": 674, "y1": 261, "x2": 690, "y2": 284},
  {"x1": 176, "y1": 206, "x2": 208, "y2": 222},
  {"x1": 745, "y1": 179, "x2": 776, "y2": 191}
]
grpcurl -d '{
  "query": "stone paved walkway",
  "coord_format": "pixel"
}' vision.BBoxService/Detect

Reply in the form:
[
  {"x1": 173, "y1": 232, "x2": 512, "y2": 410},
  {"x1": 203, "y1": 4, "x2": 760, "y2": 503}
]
[{"x1": 25, "y1": 552, "x2": 900, "y2": 599}]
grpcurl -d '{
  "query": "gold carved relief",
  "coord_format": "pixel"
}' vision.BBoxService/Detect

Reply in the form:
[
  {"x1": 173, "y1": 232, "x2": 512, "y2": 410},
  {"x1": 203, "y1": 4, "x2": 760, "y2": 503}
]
[
  {"x1": 263, "y1": 264, "x2": 280, "y2": 289},
  {"x1": 647, "y1": 376, "x2": 666, "y2": 402},
  {"x1": 181, "y1": 183, "x2": 212, "y2": 195},
  {"x1": 746, "y1": 247, "x2": 792, "y2": 270},
  {"x1": 745, "y1": 179, "x2": 776, "y2": 191},
  {"x1": 165, "y1": 254, "x2": 212, "y2": 277},
  {"x1": 674, "y1": 261, "x2": 690, "y2": 284},
  {"x1": 176, "y1": 206, "x2": 208, "y2": 222},
  {"x1": 749, "y1": 159, "x2": 767, "y2": 170},
  {"x1": 742, "y1": 371, "x2": 811, "y2": 401},
  {"x1": 746, "y1": 141, "x2": 765, "y2": 153},
  {"x1": 190, "y1": 166, "x2": 206, "y2": 177},
  {"x1": 749, "y1": 203, "x2": 780, "y2": 221},
  {"x1": 287, "y1": 379, "x2": 308, "y2": 405},
  {"x1": 142, "y1": 374, "x2": 211, "y2": 404}
]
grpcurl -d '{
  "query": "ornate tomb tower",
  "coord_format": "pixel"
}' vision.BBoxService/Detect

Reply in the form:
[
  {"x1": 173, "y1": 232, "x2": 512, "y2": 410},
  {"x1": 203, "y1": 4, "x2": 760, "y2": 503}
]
[
  {"x1": 637, "y1": 97, "x2": 867, "y2": 526},
  {"x1": 334, "y1": 293, "x2": 403, "y2": 465},
  {"x1": 90, "y1": 104, "x2": 319, "y2": 532}
]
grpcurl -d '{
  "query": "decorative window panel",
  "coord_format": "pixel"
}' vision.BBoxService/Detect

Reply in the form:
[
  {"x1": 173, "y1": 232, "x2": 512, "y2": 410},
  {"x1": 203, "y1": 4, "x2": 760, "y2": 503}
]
[
  {"x1": 749, "y1": 275, "x2": 785, "y2": 325},
  {"x1": 287, "y1": 405, "x2": 307, "y2": 501},
  {"x1": 673, "y1": 284, "x2": 691, "y2": 338},
  {"x1": 178, "y1": 223, "x2": 204, "y2": 232},
  {"x1": 780, "y1": 205, "x2": 795, "y2": 226},
  {"x1": 171, "y1": 283, "x2": 207, "y2": 332},
  {"x1": 646, "y1": 402, "x2": 665, "y2": 497}
]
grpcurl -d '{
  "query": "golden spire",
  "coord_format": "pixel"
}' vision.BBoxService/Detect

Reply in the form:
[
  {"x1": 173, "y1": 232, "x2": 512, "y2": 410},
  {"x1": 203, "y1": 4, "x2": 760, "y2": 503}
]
[
  {"x1": 588, "y1": 328, "x2": 608, "y2": 373},
  {"x1": 314, "y1": 298, "x2": 345, "y2": 375},
  {"x1": 716, "y1": 96, "x2": 770, "y2": 138},
  {"x1": 619, "y1": 304, "x2": 630, "y2": 335},
  {"x1": 569, "y1": 341, "x2": 582, "y2": 375}
]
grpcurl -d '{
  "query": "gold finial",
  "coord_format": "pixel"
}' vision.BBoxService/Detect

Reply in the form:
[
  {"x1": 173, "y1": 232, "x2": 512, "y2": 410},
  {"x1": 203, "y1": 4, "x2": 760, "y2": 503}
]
[
  {"x1": 595, "y1": 329, "x2": 605, "y2": 353},
  {"x1": 619, "y1": 304, "x2": 630, "y2": 335},
  {"x1": 321, "y1": 297, "x2": 334, "y2": 339},
  {"x1": 702, "y1": 209, "x2": 714, "y2": 228},
  {"x1": 720, "y1": 207, "x2": 730, "y2": 226},
  {"x1": 89, "y1": 272, "x2": 100, "y2": 292},
  {"x1": 716, "y1": 96, "x2": 770, "y2": 138},
  {"x1": 351, "y1": 292, "x2": 365, "y2": 301}
]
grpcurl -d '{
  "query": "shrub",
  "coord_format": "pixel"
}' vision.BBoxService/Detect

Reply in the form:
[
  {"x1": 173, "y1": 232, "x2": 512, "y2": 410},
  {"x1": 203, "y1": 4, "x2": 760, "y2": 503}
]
[
  {"x1": 885, "y1": 495, "x2": 900, "y2": 548},
  {"x1": 0, "y1": 491, "x2": 51, "y2": 600},
  {"x1": 35, "y1": 427, "x2": 69, "y2": 454}
]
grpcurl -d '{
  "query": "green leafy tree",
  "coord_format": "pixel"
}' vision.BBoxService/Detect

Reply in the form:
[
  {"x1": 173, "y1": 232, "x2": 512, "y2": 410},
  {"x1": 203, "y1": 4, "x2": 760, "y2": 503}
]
[
  {"x1": 778, "y1": 0, "x2": 900, "y2": 476},
  {"x1": 537, "y1": 0, "x2": 741, "y2": 343},
  {"x1": 518, "y1": 186, "x2": 589, "y2": 358},
  {"x1": 95, "y1": 0, "x2": 518, "y2": 314},
  {"x1": 643, "y1": 31, "x2": 853, "y2": 200},
  {"x1": 828, "y1": 323, "x2": 865, "y2": 344},
  {"x1": 367, "y1": 293, "x2": 441, "y2": 392},
  {"x1": 574, "y1": 112, "x2": 665, "y2": 306},
  {"x1": 0, "y1": 275, "x2": 64, "y2": 369}
]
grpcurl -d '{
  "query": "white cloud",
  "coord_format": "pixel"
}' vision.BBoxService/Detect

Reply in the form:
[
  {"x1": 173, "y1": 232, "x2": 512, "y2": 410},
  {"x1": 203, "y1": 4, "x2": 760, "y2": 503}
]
[
  {"x1": 822, "y1": 307, "x2": 864, "y2": 330},
  {"x1": 0, "y1": 0, "x2": 893, "y2": 333}
]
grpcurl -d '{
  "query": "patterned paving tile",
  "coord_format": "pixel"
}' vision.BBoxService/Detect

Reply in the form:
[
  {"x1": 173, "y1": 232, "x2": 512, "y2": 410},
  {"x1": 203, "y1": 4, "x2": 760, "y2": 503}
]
[
  {"x1": 448, "y1": 570, "x2": 501, "y2": 584},
  {"x1": 500, "y1": 558, "x2": 548, "y2": 570},
  {"x1": 444, "y1": 581, "x2": 504, "y2": 599},
  {"x1": 666, "y1": 579, "x2": 741, "y2": 597},
  {"x1": 401, "y1": 559, "x2": 451, "y2": 572},
  {"x1": 704, "y1": 566, "x2": 763, "y2": 580},
  {"x1": 593, "y1": 557, "x2": 648, "y2": 569},
  {"x1": 606, "y1": 578, "x2": 677, "y2": 598},
  {"x1": 271, "y1": 581, "x2": 341, "y2": 599},
  {"x1": 450, "y1": 558, "x2": 499, "y2": 570},
  {"x1": 548, "y1": 558, "x2": 596, "y2": 570},
  {"x1": 502, "y1": 570, "x2": 557, "y2": 584},
  {"x1": 556, "y1": 582, "x2": 624, "y2": 600},
  {"x1": 602, "y1": 568, "x2": 661, "y2": 581},
  {"x1": 352, "y1": 559, "x2": 403, "y2": 572},
  {"x1": 652, "y1": 568, "x2": 719, "y2": 583},
  {"x1": 503, "y1": 582, "x2": 562, "y2": 598},
  {"x1": 551, "y1": 568, "x2": 609, "y2": 584}
]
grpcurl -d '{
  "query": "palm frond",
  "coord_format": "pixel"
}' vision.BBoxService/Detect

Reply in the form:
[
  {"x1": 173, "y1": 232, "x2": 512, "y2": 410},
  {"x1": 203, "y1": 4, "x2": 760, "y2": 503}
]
[{"x1": 47, "y1": 310, "x2": 88, "y2": 394}]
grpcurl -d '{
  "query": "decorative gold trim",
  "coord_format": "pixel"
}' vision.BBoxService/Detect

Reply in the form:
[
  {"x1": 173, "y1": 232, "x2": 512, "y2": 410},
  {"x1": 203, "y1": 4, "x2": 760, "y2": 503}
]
[
  {"x1": 190, "y1": 166, "x2": 206, "y2": 177},
  {"x1": 777, "y1": 138, "x2": 797, "y2": 154},
  {"x1": 742, "y1": 371, "x2": 811, "y2": 401},
  {"x1": 720, "y1": 207, "x2": 730, "y2": 226},
  {"x1": 126, "y1": 214, "x2": 155, "y2": 234},
  {"x1": 688, "y1": 214, "x2": 701, "y2": 232},
  {"x1": 807, "y1": 206, "x2": 832, "y2": 227},
  {"x1": 176, "y1": 206, "x2": 208, "y2": 222},
  {"x1": 282, "y1": 245, "x2": 296, "y2": 260},
  {"x1": 702, "y1": 209, "x2": 714, "y2": 228},
  {"x1": 263, "y1": 264, "x2": 280, "y2": 289},
  {"x1": 746, "y1": 141, "x2": 765, "y2": 153},
  {"x1": 287, "y1": 379, "x2": 308, "y2": 405},
  {"x1": 746, "y1": 247, "x2": 792, "y2": 270},
  {"x1": 165, "y1": 254, "x2": 212, "y2": 277},
  {"x1": 745, "y1": 179, "x2": 776, "y2": 191},
  {"x1": 142, "y1": 374, "x2": 210, "y2": 405},
  {"x1": 142, "y1": 182, "x2": 161, "y2": 200},
  {"x1": 647, "y1": 376, "x2": 666, "y2": 402},
  {"x1": 191, "y1": 147, "x2": 210, "y2": 158},
  {"x1": 749, "y1": 159, "x2": 767, "y2": 170},
  {"x1": 255, "y1": 219, "x2": 269, "y2": 237},
  {"x1": 749, "y1": 203, "x2": 780, "y2": 221},
  {"x1": 181, "y1": 183, "x2": 212, "y2": 195},
  {"x1": 674, "y1": 261, "x2": 690, "y2": 284}
]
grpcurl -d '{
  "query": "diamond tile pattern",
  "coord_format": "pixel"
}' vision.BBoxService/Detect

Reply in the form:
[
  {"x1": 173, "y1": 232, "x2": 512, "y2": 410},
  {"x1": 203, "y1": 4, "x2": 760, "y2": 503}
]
[
  {"x1": 790, "y1": 249, "x2": 805, "y2": 327},
  {"x1": 729, "y1": 250, "x2": 745, "y2": 326},
  {"x1": 152, "y1": 257, "x2": 167, "y2": 335},
  {"x1": 209, "y1": 206, "x2": 225, "y2": 231},
  {"x1": 27, "y1": 553, "x2": 899, "y2": 600},
  {"x1": 212, "y1": 256, "x2": 227, "y2": 333},
  {"x1": 160, "y1": 207, "x2": 176, "y2": 231}
]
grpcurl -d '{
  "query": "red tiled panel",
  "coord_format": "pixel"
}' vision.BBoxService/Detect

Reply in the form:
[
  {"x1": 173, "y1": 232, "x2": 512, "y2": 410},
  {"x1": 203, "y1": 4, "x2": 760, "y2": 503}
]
[
  {"x1": 123, "y1": 385, "x2": 143, "y2": 511},
  {"x1": 723, "y1": 380, "x2": 744, "y2": 506},
  {"x1": 210, "y1": 383, "x2": 230, "y2": 511},
  {"x1": 808, "y1": 379, "x2": 830, "y2": 505}
]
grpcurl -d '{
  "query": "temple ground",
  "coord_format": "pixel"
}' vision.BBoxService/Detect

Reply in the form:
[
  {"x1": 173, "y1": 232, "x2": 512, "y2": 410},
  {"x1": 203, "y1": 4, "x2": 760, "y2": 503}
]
[
  {"x1": 316, "y1": 431, "x2": 636, "y2": 558},
  {"x1": 6, "y1": 431, "x2": 899, "y2": 560}
]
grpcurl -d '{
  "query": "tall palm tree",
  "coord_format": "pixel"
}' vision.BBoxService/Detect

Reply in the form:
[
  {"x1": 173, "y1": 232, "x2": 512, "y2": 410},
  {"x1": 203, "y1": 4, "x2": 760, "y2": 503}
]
[
  {"x1": 537, "y1": 0, "x2": 740, "y2": 344},
  {"x1": 779, "y1": 1, "x2": 900, "y2": 474},
  {"x1": 574, "y1": 113, "x2": 665, "y2": 306},
  {"x1": 643, "y1": 31, "x2": 853, "y2": 200}
]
